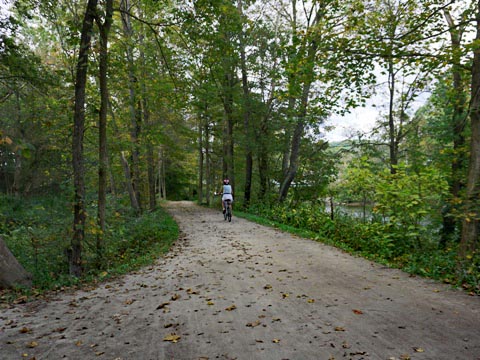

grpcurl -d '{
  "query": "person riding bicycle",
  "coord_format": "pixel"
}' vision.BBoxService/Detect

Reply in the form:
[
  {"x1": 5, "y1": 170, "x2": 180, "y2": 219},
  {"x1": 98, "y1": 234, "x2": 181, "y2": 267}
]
[{"x1": 221, "y1": 178, "x2": 233, "y2": 214}]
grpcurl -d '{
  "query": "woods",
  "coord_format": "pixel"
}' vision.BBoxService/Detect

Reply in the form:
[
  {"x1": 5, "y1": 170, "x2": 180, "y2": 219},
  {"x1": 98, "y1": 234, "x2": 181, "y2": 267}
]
[{"x1": 0, "y1": 0, "x2": 478, "y2": 293}]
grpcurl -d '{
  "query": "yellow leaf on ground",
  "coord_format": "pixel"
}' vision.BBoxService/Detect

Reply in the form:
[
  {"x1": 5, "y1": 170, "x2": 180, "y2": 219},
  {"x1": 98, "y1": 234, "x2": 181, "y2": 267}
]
[
  {"x1": 225, "y1": 304, "x2": 237, "y2": 311},
  {"x1": 272, "y1": 339, "x2": 280, "y2": 343},
  {"x1": 413, "y1": 347, "x2": 425, "y2": 353},
  {"x1": 163, "y1": 334, "x2": 181, "y2": 343},
  {"x1": 307, "y1": 299, "x2": 315, "y2": 303},
  {"x1": 334, "y1": 326, "x2": 345, "y2": 332},
  {"x1": 26, "y1": 341, "x2": 38, "y2": 348}
]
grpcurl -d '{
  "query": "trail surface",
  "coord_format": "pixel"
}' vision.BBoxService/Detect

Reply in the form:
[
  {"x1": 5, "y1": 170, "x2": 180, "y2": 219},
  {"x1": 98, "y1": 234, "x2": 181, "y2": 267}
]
[{"x1": 1, "y1": 201, "x2": 479, "y2": 360}]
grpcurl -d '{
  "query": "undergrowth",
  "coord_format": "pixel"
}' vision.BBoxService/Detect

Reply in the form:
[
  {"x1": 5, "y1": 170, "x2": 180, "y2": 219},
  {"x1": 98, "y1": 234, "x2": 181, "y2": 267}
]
[{"x1": 0, "y1": 194, "x2": 178, "y2": 302}]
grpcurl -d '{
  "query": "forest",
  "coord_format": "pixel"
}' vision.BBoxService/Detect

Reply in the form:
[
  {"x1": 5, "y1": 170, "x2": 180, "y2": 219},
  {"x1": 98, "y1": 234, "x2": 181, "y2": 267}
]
[{"x1": 0, "y1": 0, "x2": 479, "y2": 295}]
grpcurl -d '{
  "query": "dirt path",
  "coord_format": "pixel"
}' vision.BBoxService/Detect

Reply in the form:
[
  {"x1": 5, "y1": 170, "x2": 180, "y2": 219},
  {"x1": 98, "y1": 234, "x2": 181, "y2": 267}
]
[{"x1": 1, "y1": 201, "x2": 479, "y2": 360}]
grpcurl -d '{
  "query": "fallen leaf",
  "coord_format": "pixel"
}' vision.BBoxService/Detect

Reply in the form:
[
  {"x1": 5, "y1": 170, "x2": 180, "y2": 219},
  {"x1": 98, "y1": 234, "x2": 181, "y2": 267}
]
[
  {"x1": 75, "y1": 341, "x2": 83, "y2": 346},
  {"x1": 14, "y1": 296, "x2": 28, "y2": 304},
  {"x1": 400, "y1": 354, "x2": 411, "y2": 360},
  {"x1": 246, "y1": 320, "x2": 261, "y2": 328},
  {"x1": 272, "y1": 339, "x2": 280, "y2": 343},
  {"x1": 264, "y1": 284, "x2": 272, "y2": 290},
  {"x1": 171, "y1": 294, "x2": 181, "y2": 301},
  {"x1": 124, "y1": 299, "x2": 135, "y2": 305},
  {"x1": 156, "y1": 302, "x2": 170, "y2": 310},
  {"x1": 342, "y1": 341, "x2": 351, "y2": 349},
  {"x1": 95, "y1": 351, "x2": 105, "y2": 356},
  {"x1": 282, "y1": 293, "x2": 289, "y2": 299},
  {"x1": 352, "y1": 309, "x2": 363, "y2": 315},
  {"x1": 225, "y1": 305, "x2": 237, "y2": 311},
  {"x1": 413, "y1": 347, "x2": 425, "y2": 353},
  {"x1": 207, "y1": 301, "x2": 214, "y2": 306},
  {"x1": 307, "y1": 299, "x2": 315, "y2": 303},
  {"x1": 26, "y1": 341, "x2": 38, "y2": 348},
  {"x1": 334, "y1": 326, "x2": 345, "y2": 332},
  {"x1": 163, "y1": 334, "x2": 181, "y2": 343},
  {"x1": 19, "y1": 327, "x2": 32, "y2": 334}
]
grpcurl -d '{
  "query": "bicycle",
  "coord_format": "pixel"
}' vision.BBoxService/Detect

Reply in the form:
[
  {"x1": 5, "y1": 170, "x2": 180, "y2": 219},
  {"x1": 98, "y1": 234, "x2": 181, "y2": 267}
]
[{"x1": 224, "y1": 199, "x2": 232, "y2": 222}]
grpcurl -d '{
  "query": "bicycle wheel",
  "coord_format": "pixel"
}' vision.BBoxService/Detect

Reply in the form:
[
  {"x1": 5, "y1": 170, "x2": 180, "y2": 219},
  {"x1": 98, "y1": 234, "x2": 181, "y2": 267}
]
[{"x1": 227, "y1": 207, "x2": 232, "y2": 222}]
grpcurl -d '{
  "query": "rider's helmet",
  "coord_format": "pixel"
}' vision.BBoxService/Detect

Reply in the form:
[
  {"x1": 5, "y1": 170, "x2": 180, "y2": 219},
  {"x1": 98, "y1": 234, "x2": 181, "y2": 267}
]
[{"x1": 223, "y1": 179, "x2": 230, "y2": 185}]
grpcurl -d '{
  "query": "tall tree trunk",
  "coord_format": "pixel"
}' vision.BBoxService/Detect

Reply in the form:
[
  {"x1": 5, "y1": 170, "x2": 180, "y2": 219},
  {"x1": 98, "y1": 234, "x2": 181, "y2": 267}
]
[
  {"x1": 459, "y1": 2, "x2": 480, "y2": 260},
  {"x1": 205, "y1": 120, "x2": 211, "y2": 206},
  {"x1": 441, "y1": 10, "x2": 467, "y2": 246},
  {"x1": 96, "y1": 0, "x2": 113, "y2": 264},
  {"x1": 278, "y1": 40, "x2": 317, "y2": 202},
  {"x1": 71, "y1": 0, "x2": 98, "y2": 277},
  {"x1": 387, "y1": 56, "x2": 398, "y2": 175},
  {"x1": 158, "y1": 147, "x2": 167, "y2": 200},
  {"x1": 121, "y1": 0, "x2": 142, "y2": 213},
  {"x1": 238, "y1": 0, "x2": 253, "y2": 208},
  {"x1": 12, "y1": 91, "x2": 21, "y2": 196},
  {"x1": 120, "y1": 151, "x2": 140, "y2": 209},
  {"x1": 222, "y1": 70, "x2": 235, "y2": 185},
  {"x1": 198, "y1": 115, "x2": 204, "y2": 204}
]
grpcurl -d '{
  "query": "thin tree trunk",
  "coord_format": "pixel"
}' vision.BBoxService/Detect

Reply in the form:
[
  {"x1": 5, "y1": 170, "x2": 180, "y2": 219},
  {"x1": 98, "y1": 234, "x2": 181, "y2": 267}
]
[
  {"x1": 205, "y1": 121, "x2": 211, "y2": 206},
  {"x1": 12, "y1": 91, "x2": 21, "y2": 196},
  {"x1": 96, "y1": 0, "x2": 113, "y2": 264},
  {"x1": 278, "y1": 39, "x2": 317, "y2": 202},
  {"x1": 222, "y1": 72, "x2": 235, "y2": 185},
  {"x1": 71, "y1": 0, "x2": 98, "y2": 277},
  {"x1": 441, "y1": 10, "x2": 467, "y2": 246},
  {"x1": 121, "y1": 151, "x2": 140, "y2": 209},
  {"x1": 237, "y1": 0, "x2": 253, "y2": 208},
  {"x1": 121, "y1": 0, "x2": 142, "y2": 213},
  {"x1": 198, "y1": 115, "x2": 204, "y2": 204},
  {"x1": 388, "y1": 57, "x2": 398, "y2": 175}
]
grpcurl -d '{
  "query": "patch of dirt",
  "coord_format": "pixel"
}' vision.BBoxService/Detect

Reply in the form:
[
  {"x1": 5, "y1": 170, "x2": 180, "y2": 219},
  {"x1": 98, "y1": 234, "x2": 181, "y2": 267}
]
[{"x1": 1, "y1": 201, "x2": 479, "y2": 359}]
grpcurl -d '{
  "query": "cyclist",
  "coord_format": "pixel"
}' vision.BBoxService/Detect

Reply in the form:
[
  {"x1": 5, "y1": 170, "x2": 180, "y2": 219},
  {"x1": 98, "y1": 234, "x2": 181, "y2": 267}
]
[{"x1": 221, "y1": 178, "x2": 233, "y2": 214}]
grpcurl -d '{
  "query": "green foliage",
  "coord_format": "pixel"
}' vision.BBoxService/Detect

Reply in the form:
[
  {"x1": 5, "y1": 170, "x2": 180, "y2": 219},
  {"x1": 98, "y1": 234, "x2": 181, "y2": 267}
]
[
  {"x1": 374, "y1": 163, "x2": 449, "y2": 248},
  {"x1": 0, "y1": 194, "x2": 178, "y2": 291}
]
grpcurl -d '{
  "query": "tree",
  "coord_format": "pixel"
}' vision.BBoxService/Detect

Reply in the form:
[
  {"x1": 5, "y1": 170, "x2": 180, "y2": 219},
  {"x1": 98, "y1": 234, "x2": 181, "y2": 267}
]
[
  {"x1": 71, "y1": 0, "x2": 98, "y2": 277},
  {"x1": 95, "y1": 0, "x2": 114, "y2": 262},
  {"x1": 459, "y1": 1, "x2": 480, "y2": 260}
]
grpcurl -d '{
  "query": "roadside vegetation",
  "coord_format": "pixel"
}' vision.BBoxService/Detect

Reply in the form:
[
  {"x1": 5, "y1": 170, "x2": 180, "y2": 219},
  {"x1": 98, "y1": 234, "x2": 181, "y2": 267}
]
[{"x1": 0, "y1": 194, "x2": 178, "y2": 303}]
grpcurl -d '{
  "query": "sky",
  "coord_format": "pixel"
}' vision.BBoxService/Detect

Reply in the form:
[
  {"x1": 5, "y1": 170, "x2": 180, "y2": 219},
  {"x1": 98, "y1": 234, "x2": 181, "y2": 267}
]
[{"x1": 324, "y1": 106, "x2": 380, "y2": 142}]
